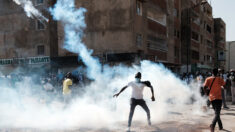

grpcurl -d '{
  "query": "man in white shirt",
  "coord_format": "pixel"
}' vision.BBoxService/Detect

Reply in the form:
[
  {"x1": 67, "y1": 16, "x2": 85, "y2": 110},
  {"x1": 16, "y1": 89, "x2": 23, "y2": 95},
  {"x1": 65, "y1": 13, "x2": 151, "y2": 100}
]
[{"x1": 113, "y1": 72, "x2": 155, "y2": 130}]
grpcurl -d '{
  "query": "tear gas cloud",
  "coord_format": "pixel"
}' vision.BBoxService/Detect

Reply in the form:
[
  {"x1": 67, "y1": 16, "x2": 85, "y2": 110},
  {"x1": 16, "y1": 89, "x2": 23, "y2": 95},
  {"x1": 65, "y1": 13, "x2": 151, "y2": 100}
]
[
  {"x1": 0, "y1": 0, "x2": 207, "y2": 130},
  {"x1": 12, "y1": 0, "x2": 48, "y2": 22}
]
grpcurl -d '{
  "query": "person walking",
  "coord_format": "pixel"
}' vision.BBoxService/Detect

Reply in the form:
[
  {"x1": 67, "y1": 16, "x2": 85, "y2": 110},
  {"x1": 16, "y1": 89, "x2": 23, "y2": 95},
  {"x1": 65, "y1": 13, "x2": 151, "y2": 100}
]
[
  {"x1": 113, "y1": 72, "x2": 155, "y2": 131},
  {"x1": 204, "y1": 68, "x2": 226, "y2": 132}
]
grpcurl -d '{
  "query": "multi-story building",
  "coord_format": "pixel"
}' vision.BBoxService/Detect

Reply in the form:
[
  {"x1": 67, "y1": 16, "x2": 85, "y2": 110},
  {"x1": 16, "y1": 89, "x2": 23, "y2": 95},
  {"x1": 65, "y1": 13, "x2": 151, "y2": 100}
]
[
  {"x1": 226, "y1": 41, "x2": 235, "y2": 71},
  {"x1": 214, "y1": 18, "x2": 226, "y2": 69},
  {"x1": 0, "y1": 0, "x2": 58, "y2": 74},
  {"x1": 181, "y1": 0, "x2": 215, "y2": 73},
  {"x1": 0, "y1": 0, "x2": 226, "y2": 75},
  {"x1": 59, "y1": 0, "x2": 181, "y2": 71}
]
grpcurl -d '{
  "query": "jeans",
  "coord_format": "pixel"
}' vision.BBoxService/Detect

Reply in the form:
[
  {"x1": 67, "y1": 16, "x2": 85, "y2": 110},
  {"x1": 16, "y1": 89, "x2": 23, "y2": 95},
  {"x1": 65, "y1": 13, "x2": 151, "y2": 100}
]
[
  {"x1": 211, "y1": 100, "x2": 223, "y2": 129},
  {"x1": 128, "y1": 98, "x2": 150, "y2": 127}
]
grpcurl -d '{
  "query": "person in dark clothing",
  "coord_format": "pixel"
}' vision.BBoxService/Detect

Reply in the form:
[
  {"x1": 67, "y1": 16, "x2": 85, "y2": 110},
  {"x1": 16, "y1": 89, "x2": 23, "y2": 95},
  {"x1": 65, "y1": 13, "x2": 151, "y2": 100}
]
[
  {"x1": 113, "y1": 72, "x2": 155, "y2": 131},
  {"x1": 204, "y1": 68, "x2": 226, "y2": 132}
]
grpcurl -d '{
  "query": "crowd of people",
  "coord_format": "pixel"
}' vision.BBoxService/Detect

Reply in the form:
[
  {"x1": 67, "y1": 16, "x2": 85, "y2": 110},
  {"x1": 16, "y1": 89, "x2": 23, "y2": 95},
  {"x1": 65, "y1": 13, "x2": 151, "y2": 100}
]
[
  {"x1": 0, "y1": 71, "x2": 86, "y2": 103},
  {"x1": 180, "y1": 69, "x2": 235, "y2": 106},
  {"x1": 1, "y1": 67, "x2": 235, "y2": 131}
]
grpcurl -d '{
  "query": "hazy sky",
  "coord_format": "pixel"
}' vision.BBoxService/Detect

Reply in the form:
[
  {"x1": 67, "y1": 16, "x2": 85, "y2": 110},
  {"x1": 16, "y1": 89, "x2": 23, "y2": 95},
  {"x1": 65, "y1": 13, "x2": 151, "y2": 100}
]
[{"x1": 211, "y1": 0, "x2": 235, "y2": 41}]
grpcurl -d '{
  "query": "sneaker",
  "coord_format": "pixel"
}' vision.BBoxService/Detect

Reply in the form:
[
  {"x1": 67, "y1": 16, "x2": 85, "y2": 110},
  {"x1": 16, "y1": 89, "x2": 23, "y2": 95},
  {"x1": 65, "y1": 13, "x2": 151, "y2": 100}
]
[
  {"x1": 223, "y1": 106, "x2": 229, "y2": 109},
  {"x1": 126, "y1": 127, "x2": 130, "y2": 132}
]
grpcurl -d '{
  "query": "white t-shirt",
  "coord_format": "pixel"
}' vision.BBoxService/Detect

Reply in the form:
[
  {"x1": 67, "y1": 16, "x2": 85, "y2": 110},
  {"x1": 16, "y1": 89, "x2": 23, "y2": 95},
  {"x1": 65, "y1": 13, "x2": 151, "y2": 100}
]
[{"x1": 128, "y1": 81, "x2": 146, "y2": 99}]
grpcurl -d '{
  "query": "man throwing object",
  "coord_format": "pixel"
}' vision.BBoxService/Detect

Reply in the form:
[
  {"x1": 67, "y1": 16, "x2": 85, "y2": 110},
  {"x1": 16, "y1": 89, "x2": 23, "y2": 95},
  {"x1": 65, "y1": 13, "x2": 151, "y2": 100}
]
[{"x1": 113, "y1": 72, "x2": 155, "y2": 130}]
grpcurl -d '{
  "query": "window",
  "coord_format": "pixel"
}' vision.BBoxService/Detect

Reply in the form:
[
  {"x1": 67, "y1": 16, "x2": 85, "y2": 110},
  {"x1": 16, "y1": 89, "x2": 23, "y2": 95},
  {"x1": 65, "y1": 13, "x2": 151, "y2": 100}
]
[
  {"x1": 147, "y1": 35, "x2": 167, "y2": 51},
  {"x1": 174, "y1": 47, "x2": 179, "y2": 58},
  {"x1": 173, "y1": 8, "x2": 179, "y2": 18},
  {"x1": 192, "y1": 50, "x2": 199, "y2": 60},
  {"x1": 37, "y1": 20, "x2": 45, "y2": 30},
  {"x1": 193, "y1": 18, "x2": 200, "y2": 25},
  {"x1": 136, "y1": 34, "x2": 142, "y2": 46},
  {"x1": 207, "y1": 40, "x2": 213, "y2": 48},
  {"x1": 36, "y1": 0, "x2": 43, "y2": 4},
  {"x1": 174, "y1": 30, "x2": 180, "y2": 39},
  {"x1": 200, "y1": 35, "x2": 203, "y2": 44},
  {"x1": 136, "y1": 0, "x2": 143, "y2": 16},
  {"x1": 206, "y1": 55, "x2": 212, "y2": 62},
  {"x1": 37, "y1": 45, "x2": 45, "y2": 55},
  {"x1": 204, "y1": 21, "x2": 206, "y2": 29},
  {"x1": 177, "y1": 31, "x2": 180, "y2": 38},
  {"x1": 207, "y1": 25, "x2": 211, "y2": 33},
  {"x1": 192, "y1": 31, "x2": 199, "y2": 41}
]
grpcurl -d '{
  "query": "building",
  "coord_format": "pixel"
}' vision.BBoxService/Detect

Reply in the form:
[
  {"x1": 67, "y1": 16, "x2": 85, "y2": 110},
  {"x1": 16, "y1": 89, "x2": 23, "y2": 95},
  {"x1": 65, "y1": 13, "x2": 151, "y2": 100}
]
[
  {"x1": 0, "y1": 0, "x2": 226, "y2": 75},
  {"x1": 214, "y1": 18, "x2": 226, "y2": 69},
  {"x1": 226, "y1": 41, "x2": 235, "y2": 71},
  {"x1": 58, "y1": 0, "x2": 182, "y2": 71},
  {"x1": 0, "y1": 0, "x2": 59, "y2": 74},
  {"x1": 181, "y1": 0, "x2": 215, "y2": 73}
]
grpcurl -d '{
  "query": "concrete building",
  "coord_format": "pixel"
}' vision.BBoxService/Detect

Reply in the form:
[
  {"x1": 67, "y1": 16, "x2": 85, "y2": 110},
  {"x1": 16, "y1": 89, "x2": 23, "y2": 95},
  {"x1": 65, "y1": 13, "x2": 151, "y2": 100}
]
[
  {"x1": 226, "y1": 41, "x2": 235, "y2": 71},
  {"x1": 214, "y1": 18, "x2": 226, "y2": 69},
  {"x1": 0, "y1": 0, "x2": 58, "y2": 74},
  {"x1": 181, "y1": 0, "x2": 215, "y2": 73},
  {"x1": 57, "y1": 0, "x2": 182, "y2": 71}
]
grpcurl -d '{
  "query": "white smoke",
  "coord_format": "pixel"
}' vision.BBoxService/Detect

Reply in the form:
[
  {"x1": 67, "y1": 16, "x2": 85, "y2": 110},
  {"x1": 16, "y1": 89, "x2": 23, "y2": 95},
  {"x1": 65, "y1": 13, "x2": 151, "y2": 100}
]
[
  {"x1": 12, "y1": 0, "x2": 48, "y2": 22},
  {"x1": 0, "y1": 0, "x2": 208, "y2": 130}
]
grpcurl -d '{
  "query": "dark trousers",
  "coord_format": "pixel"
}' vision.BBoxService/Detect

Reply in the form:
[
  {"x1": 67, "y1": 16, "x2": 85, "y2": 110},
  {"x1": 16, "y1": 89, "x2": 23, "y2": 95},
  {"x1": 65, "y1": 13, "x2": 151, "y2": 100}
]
[
  {"x1": 211, "y1": 100, "x2": 223, "y2": 129},
  {"x1": 128, "y1": 98, "x2": 150, "y2": 127}
]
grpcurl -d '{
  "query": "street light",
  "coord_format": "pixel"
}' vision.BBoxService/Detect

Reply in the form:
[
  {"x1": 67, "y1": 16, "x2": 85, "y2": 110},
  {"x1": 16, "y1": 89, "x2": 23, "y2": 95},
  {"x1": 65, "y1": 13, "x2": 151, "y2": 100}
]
[{"x1": 185, "y1": 0, "x2": 208, "y2": 74}]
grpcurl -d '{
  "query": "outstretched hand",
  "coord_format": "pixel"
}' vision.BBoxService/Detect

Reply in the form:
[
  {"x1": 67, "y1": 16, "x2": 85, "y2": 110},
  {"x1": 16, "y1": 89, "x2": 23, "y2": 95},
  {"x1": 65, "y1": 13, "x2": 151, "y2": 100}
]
[
  {"x1": 113, "y1": 93, "x2": 119, "y2": 98},
  {"x1": 151, "y1": 96, "x2": 155, "y2": 101}
]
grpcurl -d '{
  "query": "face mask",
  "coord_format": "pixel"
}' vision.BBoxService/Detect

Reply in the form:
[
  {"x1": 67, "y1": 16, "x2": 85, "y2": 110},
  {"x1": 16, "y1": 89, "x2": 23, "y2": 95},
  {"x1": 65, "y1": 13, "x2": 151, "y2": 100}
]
[{"x1": 135, "y1": 78, "x2": 141, "y2": 83}]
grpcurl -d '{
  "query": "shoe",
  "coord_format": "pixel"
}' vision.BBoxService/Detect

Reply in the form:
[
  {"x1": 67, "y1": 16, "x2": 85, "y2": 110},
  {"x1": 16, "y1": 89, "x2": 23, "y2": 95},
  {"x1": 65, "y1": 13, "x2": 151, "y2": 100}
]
[
  {"x1": 219, "y1": 127, "x2": 223, "y2": 130},
  {"x1": 126, "y1": 127, "x2": 130, "y2": 132},
  {"x1": 223, "y1": 106, "x2": 229, "y2": 109},
  {"x1": 210, "y1": 124, "x2": 214, "y2": 132}
]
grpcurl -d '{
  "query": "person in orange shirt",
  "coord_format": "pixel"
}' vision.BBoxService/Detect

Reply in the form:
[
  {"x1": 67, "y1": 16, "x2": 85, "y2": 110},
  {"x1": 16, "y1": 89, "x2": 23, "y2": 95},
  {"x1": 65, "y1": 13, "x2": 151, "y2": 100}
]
[{"x1": 204, "y1": 68, "x2": 226, "y2": 132}]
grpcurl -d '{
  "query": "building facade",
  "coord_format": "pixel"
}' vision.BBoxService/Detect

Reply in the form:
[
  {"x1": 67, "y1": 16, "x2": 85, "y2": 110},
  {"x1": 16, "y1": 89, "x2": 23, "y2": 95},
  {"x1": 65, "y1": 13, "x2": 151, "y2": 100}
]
[
  {"x1": 0, "y1": 0, "x2": 226, "y2": 75},
  {"x1": 214, "y1": 18, "x2": 226, "y2": 69},
  {"x1": 0, "y1": 0, "x2": 58, "y2": 74},
  {"x1": 226, "y1": 41, "x2": 235, "y2": 71},
  {"x1": 181, "y1": 0, "x2": 216, "y2": 73},
  {"x1": 58, "y1": 0, "x2": 181, "y2": 71}
]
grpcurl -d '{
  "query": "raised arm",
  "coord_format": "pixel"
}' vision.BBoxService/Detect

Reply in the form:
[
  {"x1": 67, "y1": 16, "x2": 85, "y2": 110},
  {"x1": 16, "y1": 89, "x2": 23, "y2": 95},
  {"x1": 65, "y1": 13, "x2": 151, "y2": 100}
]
[
  {"x1": 113, "y1": 85, "x2": 128, "y2": 98},
  {"x1": 143, "y1": 81, "x2": 155, "y2": 101}
]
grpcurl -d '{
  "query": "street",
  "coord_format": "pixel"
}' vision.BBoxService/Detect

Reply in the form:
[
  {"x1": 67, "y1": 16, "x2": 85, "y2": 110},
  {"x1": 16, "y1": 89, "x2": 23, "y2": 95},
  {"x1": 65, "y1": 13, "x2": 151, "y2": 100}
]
[{"x1": 1, "y1": 104, "x2": 234, "y2": 132}]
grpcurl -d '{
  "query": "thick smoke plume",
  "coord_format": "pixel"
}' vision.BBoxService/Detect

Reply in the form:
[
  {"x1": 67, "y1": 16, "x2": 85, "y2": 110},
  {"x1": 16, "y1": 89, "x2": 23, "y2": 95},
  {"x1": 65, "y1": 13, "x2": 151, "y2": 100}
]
[
  {"x1": 0, "y1": 0, "x2": 208, "y2": 130},
  {"x1": 12, "y1": 0, "x2": 48, "y2": 22}
]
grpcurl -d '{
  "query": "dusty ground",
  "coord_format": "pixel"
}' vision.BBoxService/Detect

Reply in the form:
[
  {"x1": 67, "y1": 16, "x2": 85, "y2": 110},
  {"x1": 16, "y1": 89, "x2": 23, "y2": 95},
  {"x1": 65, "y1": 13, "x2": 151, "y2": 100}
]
[{"x1": 1, "y1": 104, "x2": 234, "y2": 132}]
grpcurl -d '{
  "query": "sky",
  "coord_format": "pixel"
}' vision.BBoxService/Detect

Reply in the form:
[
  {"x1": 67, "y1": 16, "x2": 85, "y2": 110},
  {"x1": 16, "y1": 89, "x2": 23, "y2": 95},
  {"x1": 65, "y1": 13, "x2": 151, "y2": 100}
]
[{"x1": 211, "y1": 0, "x2": 235, "y2": 41}]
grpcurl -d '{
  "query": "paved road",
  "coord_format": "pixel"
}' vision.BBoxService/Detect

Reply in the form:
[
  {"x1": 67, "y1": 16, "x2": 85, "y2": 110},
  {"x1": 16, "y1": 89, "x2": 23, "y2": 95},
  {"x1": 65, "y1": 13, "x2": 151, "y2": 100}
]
[{"x1": 1, "y1": 104, "x2": 235, "y2": 132}]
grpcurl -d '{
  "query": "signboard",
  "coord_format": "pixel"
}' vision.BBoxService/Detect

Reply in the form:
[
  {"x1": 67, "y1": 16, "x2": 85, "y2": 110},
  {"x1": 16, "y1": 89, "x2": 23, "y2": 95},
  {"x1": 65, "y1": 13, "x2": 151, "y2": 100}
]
[{"x1": 0, "y1": 56, "x2": 50, "y2": 66}]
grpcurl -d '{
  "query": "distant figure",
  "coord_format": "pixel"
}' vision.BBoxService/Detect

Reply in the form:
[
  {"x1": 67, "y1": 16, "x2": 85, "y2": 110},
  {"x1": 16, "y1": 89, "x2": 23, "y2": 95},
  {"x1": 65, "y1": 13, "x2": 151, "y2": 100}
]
[
  {"x1": 218, "y1": 69, "x2": 229, "y2": 109},
  {"x1": 113, "y1": 72, "x2": 155, "y2": 131},
  {"x1": 63, "y1": 72, "x2": 73, "y2": 103},
  {"x1": 204, "y1": 68, "x2": 226, "y2": 132},
  {"x1": 230, "y1": 69, "x2": 235, "y2": 105}
]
